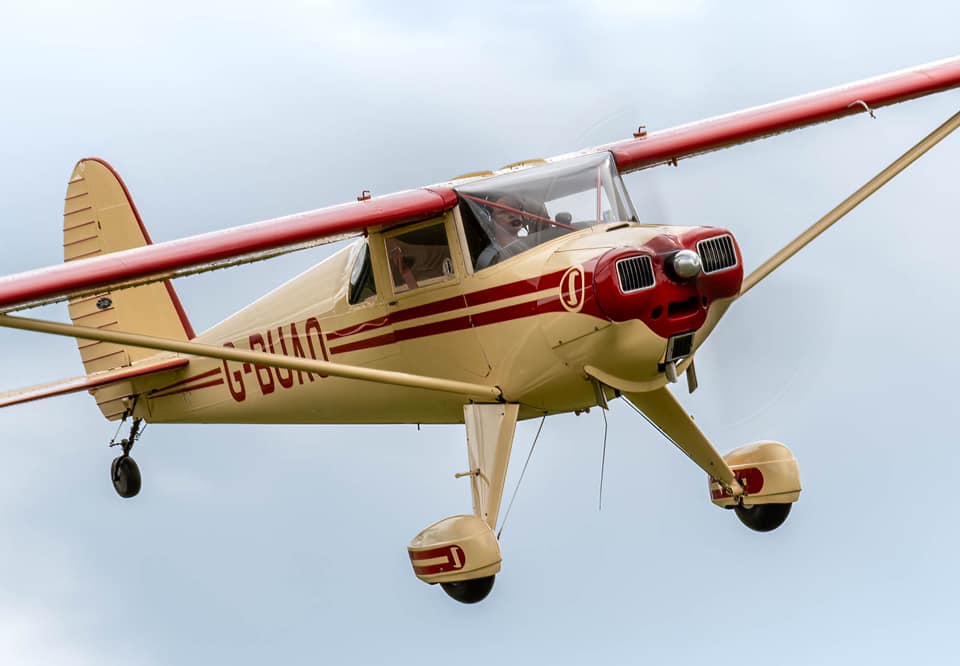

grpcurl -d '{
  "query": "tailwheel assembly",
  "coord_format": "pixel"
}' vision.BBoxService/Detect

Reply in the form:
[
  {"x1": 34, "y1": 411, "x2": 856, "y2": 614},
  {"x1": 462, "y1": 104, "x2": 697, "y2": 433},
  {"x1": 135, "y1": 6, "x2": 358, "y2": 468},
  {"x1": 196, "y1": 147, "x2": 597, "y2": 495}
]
[{"x1": 109, "y1": 416, "x2": 145, "y2": 499}]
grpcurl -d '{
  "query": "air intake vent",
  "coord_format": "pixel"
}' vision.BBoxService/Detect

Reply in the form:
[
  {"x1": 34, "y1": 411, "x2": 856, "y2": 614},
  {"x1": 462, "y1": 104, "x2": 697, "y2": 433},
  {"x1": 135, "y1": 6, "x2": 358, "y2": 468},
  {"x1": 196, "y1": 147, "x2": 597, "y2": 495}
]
[
  {"x1": 666, "y1": 332, "x2": 695, "y2": 362},
  {"x1": 616, "y1": 255, "x2": 655, "y2": 292},
  {"x1": 697, "y1": 235, "x2": 737, "y2": 273}
]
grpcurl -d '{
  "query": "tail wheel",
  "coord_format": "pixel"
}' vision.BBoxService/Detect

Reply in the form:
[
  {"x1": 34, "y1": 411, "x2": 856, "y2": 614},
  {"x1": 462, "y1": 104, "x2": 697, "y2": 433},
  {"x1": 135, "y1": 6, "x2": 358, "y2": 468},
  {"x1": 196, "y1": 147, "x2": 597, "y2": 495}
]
[
  {"x1": 111, "y1": 456, "x2": 142, "y2": 498},
  {"x1": 441, "y1": 575, "x2": 495, "y2": 604},
  {"x1": 734, "y1": 502, "x2": 791, "y2": 532}
]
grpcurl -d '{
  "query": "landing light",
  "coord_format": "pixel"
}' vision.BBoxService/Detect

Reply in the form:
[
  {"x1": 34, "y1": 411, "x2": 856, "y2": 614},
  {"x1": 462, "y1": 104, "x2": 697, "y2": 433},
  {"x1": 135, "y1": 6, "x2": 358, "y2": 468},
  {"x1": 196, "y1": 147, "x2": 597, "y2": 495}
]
[{"x1": 671, "y1": 250, "x2": 702, "y2": 279}]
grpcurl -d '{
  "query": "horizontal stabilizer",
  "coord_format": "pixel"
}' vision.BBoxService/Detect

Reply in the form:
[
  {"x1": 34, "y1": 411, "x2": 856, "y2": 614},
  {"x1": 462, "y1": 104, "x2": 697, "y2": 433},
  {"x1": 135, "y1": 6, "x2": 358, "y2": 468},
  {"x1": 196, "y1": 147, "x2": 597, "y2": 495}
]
[{"x1": 0, "y1": 357, "x2": 188, "y2": 409}]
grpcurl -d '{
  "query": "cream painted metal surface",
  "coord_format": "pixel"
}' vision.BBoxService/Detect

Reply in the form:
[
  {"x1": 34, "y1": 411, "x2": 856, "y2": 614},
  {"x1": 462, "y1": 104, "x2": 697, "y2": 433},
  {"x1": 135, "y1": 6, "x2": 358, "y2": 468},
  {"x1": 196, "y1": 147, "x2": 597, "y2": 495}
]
[
  {"x1": 408, "y1": 515, "x2": 501, "y2": 584},
  {"x1": 463, "y1": 403, "x2": 519, "y2": 529},
  {"x1": 709, "y1": 442, "x2": 802, "y2": 508},
  {"x1": 0, "y1": 314, "x2": 502, "y2": 401},
  {"x1": 64, "y1": 160, "x2": 191, "y2": 378}
]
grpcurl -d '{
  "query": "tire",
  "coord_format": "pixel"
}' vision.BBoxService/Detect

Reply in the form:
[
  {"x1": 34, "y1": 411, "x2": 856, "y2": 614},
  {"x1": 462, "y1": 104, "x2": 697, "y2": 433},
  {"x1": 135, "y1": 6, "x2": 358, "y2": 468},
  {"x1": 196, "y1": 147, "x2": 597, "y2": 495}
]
[
  {"x1": 734, "y1": 502, "x2": 791, "y2": 532},
  {"x1": 440, "y1": 575, "x2": 495, "y2": 604},
  {"x1": 111, "y1": 456, "x2": 142, "y2": 498}
]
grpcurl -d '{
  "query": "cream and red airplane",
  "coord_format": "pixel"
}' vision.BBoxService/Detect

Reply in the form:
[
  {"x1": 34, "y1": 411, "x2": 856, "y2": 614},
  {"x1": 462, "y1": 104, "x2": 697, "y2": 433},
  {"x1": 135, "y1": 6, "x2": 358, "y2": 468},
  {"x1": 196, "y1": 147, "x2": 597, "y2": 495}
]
[{"x1": 1, "y1": 57, "x2": 958, "y2": 603}]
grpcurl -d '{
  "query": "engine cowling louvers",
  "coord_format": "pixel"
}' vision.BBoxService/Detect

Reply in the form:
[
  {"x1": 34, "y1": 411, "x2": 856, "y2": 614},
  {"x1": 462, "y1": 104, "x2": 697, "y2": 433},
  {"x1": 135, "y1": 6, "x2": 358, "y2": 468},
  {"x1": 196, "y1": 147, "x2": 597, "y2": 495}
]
[
  {"x1": 697, "y1": 235, "x2": 738, "y2": 273},
  {"x1": 615, "y1": 255, "x2": 655, "y2": 292}
]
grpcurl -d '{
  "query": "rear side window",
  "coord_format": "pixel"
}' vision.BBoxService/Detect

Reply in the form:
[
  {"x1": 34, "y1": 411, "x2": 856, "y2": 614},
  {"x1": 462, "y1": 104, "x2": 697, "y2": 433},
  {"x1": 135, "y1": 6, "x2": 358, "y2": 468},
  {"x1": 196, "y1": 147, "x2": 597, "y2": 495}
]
[{"x1": 348, "y1": 241, "x2": 377, "y2": 304}]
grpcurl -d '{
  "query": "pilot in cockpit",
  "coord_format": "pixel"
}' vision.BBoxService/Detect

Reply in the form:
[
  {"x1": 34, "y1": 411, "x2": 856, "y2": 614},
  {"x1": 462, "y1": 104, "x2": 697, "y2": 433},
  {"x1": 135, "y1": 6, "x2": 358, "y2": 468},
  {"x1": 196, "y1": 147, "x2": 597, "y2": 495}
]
[
  {"x1": 476, "y1": 194, "x2": 551, "y2": 269},
  {"x1": 476, "y1": 194, "x2": 524, "y2": 269}
]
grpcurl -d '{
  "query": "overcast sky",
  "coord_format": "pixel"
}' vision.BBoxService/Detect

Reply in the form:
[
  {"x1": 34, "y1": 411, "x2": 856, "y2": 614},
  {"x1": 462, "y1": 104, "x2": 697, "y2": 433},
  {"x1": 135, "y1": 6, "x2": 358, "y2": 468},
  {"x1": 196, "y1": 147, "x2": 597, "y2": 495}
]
[{"x1": 1, "y1": 1, "x2": 959, "y2": 664}]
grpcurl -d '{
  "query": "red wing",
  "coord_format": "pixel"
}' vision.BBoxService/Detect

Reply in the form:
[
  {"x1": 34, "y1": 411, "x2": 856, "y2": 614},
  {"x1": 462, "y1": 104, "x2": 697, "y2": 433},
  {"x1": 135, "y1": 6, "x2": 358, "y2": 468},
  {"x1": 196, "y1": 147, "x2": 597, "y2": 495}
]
[
  {"x1": 604, "y1": 56, "x2": 960, "y2": 173},
  {"x1": 0, "y1": 185, "x2": 458, "y2": 312}
]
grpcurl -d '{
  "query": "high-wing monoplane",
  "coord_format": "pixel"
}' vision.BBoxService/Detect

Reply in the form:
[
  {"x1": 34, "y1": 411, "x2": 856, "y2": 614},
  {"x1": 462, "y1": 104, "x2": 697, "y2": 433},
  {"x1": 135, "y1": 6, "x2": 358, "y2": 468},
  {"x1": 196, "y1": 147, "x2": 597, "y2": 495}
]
[{"x1": 1, "y1": 57, "x2": 958, "y2": 603}]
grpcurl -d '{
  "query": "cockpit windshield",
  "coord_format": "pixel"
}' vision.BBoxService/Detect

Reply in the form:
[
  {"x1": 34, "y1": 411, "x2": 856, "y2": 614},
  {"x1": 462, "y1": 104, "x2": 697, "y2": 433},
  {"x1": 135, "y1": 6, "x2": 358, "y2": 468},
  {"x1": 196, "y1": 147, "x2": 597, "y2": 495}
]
[{"x1": 455, "y1": 152, "x2": 636, "y2": 270}]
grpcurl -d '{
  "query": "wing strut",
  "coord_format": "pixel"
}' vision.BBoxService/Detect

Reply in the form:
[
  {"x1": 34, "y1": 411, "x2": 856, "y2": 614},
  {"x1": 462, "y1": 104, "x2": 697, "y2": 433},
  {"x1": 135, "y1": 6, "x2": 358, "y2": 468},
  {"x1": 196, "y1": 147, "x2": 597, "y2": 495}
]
[
  {"x1": 0, "y1": 314, "x2": 503, "y2": 401},
  {"x1": 622, "y1": 388, "x2": 742, "y2": 495},
  {"x1": 740, "y1": 109, "x2": 960, "y2": 296}
]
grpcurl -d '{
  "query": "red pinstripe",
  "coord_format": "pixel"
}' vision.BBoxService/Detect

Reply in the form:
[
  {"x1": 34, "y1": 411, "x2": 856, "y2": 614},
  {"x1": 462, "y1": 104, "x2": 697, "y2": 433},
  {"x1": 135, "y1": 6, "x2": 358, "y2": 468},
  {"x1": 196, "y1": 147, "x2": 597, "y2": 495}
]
[
  {"x1": 152, "y1": 367, "x2": 223, "y2": 393},
  {"x1": 151, "y1": 378, "x2": 226, "y2": 399}
]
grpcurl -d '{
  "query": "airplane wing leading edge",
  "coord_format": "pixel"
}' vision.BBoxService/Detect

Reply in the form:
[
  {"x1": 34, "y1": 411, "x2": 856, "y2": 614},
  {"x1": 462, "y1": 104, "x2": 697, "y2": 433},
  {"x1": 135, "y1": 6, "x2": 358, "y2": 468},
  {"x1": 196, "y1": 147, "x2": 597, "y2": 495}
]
[{"x1": 603, "y1": 56, "x2": 960, "y2": 172}]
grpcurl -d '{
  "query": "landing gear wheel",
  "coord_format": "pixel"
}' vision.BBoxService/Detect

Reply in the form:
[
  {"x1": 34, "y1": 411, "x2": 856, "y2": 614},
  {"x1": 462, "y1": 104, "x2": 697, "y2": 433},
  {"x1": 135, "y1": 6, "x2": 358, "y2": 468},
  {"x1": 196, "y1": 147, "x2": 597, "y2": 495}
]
[
  {"x1": 734, "y1": 502, "x2": 791, "y2": 532},
  {"x1": 441, "y1": 575, "x2": 495, "y2": 604},
  {"x1": 111, "y1": 456, "x2": 142, "y2": 498},
  {"x1": 108, "y1": 415, "x2": 144, "y2": 498}
]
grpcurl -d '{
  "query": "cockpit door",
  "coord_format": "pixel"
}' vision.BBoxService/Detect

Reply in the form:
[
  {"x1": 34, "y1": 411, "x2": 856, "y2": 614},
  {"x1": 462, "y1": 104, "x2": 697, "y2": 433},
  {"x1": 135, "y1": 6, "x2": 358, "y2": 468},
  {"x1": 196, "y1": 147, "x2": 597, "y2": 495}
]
[
  {"x1": 379, "y1": 214, "x2": 491, "y2": 379},
  {"x1": 328, "y1": 214, "x2": 491, "y2": 380}
]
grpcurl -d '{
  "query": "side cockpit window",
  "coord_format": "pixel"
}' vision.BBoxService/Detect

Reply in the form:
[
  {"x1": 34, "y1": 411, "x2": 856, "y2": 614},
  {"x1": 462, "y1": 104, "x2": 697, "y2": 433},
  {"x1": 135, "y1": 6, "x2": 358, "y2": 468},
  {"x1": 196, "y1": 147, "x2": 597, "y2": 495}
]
[
  {"x1": 348, "y1": 240, "x2": 377, "y2": 305},
  {"x1": 384, "y1": 221, "x2": 455, "y2": 294}
]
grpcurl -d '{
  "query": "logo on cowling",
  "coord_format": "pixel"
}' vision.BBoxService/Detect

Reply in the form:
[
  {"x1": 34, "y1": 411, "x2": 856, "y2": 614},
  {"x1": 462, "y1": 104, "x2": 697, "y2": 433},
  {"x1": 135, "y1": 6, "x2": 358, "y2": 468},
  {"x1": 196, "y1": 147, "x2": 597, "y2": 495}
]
[
  {"x1": 408, "y1": 544, "x2": 467, "y2": 576},
  {"x1": 560, "y1": 265, "x2": 586, "y2": 313}
]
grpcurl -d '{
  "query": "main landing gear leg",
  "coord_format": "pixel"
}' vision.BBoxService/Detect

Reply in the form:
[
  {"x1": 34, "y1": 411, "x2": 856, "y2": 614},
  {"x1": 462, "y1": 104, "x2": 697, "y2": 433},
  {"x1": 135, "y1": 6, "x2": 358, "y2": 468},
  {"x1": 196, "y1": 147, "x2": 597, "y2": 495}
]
[
  {"x1": 408, "y1": 403, "x2": 519, "y2": 604},
  {"x1": 109, "y1": 415, "x2": 145, "y2": 498}
]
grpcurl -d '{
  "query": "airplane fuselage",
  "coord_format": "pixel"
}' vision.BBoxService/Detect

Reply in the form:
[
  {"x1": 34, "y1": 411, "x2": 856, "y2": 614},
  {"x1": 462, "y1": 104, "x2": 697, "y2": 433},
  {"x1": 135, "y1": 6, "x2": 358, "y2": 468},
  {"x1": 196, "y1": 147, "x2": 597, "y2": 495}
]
[{"x1": 125, "y1": 215, "x2": 742, "y2": 425}]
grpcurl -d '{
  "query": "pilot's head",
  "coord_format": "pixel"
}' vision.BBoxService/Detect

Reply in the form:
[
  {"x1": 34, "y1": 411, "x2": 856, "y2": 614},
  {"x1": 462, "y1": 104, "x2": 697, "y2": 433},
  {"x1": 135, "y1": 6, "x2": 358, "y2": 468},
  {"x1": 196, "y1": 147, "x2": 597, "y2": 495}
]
[{"x1": 490, "y1": 194, "x2": 524, "y2": 238}]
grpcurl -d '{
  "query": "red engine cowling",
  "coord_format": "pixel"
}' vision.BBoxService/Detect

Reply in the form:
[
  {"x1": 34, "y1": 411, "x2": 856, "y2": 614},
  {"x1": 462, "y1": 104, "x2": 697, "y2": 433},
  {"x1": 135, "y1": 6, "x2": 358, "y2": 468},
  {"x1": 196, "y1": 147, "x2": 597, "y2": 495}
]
[{"x1": 592, "y1": 228, "x2": 743, "y2": 339}]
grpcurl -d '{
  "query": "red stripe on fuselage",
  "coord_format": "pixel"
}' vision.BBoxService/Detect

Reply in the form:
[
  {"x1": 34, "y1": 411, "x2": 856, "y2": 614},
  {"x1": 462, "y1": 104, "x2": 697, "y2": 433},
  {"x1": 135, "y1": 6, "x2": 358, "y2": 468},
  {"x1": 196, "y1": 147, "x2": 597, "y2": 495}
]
[
  {"x1": 152, "y1": 367, "x2": 223, "y2": 393},
  {"x1": 328, "y1": 293, "x2": 602, "y2": 355},
  {"x1": 327, "y1": 266, "x2": 603, "y2": 355},
  {"x1": 151, "y1": 378, "x2": 226, "y2": 399},
  {"x1": 325, "y1": 294, "x2": 468, "y2": 341},
  {"x1": 329, "y1": 315, "x2": 474, "y2": 354},
  {"x1": 324, "y1": 316, "x2": 391, "y2": 341},
  {"x1": 328, "y1": 269, "x2": 569, "y2": 343},
  {"x1": 464, "y1": 271, "x2": 565, "y2": 307}
]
